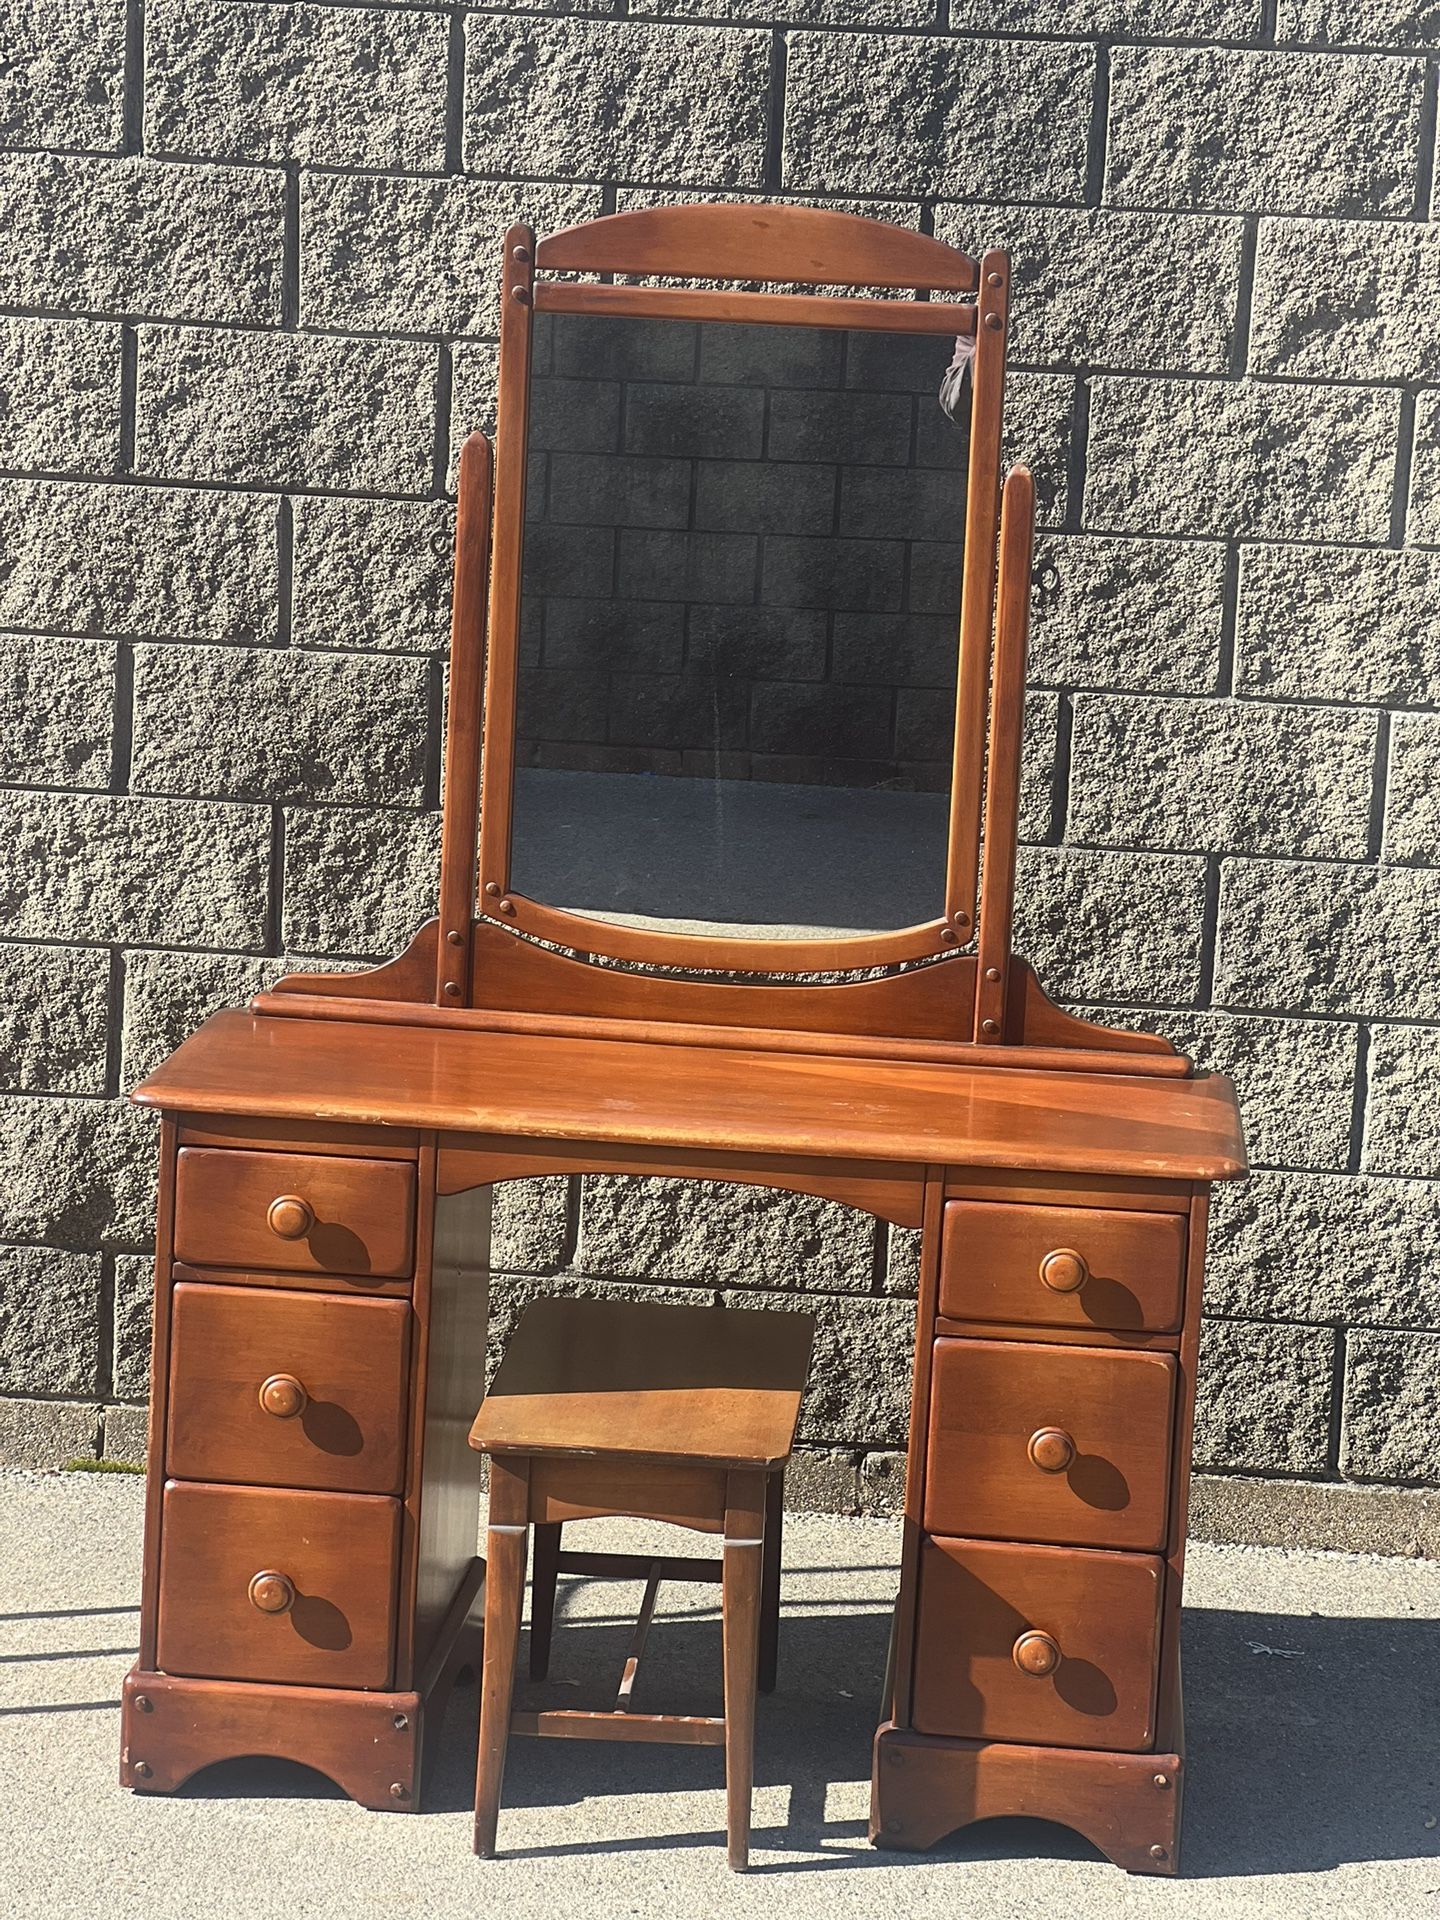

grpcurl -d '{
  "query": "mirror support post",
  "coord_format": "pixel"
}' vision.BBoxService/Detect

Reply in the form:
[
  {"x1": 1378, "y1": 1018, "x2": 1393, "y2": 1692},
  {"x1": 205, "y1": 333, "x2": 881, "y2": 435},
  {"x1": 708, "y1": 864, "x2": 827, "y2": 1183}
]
[
  {"x1": 435, "y1": 431, "x2": 495, "y2": 1007},
  {"x1": 973, "y1": 466, "x2": 1035, "y2": 1044}
]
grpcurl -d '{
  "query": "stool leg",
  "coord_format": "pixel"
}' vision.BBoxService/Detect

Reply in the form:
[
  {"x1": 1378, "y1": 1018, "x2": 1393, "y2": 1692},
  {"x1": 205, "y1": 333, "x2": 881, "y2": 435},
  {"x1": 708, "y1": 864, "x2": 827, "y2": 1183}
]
[
  {"x1": 474, "y1": 1455, "x2": 530, "y2": 1859},
  {"x1": 722, "y1": 1469, "x2": 766, "y2": 1872},
  {"x1": 529, "y1": 1522, "x2": 563, "y2": 1681},
  {"x1": 757, "y1": 1470, "x2": 784, "y2": 1695}
]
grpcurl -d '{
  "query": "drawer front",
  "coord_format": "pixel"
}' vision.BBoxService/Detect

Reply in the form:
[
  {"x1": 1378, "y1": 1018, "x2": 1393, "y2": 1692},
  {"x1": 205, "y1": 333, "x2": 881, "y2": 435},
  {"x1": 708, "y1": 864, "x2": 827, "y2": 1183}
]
[
  {"x1": 940, "y1": 1200, "x2": 1185, "y2": 1332},
  {"x1": 174, "y1": 1148, "x2": 416, "y2": 1280},
  {"x1": 157, "y1": 1481, "x2": 399, "y2": 1689},
  {"x1": 912, "y1": 1536, "x2": 1163, "y2": 1751},
  {"x1": 924, "y1": 1337, "x2": 1175, "y2": 1551},
  {"x1": 166, "y1": 1283, "x2": 410, "y2": 1495}
]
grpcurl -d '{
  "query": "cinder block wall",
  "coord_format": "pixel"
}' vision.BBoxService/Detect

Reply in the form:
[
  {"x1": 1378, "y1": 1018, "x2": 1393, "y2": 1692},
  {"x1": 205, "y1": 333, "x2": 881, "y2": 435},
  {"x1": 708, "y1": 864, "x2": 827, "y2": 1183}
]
[{"x1": 2, "y1": 0, "x2": 1439, "y2": 1516}]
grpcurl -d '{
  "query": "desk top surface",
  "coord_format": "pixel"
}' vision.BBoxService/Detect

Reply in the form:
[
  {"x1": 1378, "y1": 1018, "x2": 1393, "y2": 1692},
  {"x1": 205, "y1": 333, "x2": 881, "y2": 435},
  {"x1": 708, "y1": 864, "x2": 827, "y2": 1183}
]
[{"x1": 134, "y1": 1009, "x2": 1247, "y2": 1182}]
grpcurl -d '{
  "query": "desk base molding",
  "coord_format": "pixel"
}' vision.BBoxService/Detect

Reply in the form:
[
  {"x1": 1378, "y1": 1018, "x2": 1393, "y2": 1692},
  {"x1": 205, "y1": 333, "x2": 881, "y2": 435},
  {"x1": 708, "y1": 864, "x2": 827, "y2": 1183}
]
[
  {"x1": 869, "y1": 1722, "x2": 1183, "y2": 1876},
  {"x1": 119, "y1": 1556, "x2": 485, "y2": 1812}
]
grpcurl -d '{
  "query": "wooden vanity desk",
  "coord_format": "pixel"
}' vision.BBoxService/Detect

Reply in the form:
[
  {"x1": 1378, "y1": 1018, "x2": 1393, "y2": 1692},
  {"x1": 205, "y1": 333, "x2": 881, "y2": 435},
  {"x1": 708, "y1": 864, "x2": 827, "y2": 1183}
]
[{"x1": 119, "y1": 204, "x2": 1246, "y2": 1876}]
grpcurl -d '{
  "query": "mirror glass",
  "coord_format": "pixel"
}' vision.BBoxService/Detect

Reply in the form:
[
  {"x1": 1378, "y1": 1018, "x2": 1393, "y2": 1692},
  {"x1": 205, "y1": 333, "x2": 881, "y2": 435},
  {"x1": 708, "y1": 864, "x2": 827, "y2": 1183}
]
[{"x1": 505, "y1": 311, "x2": 972, "y2": 941}]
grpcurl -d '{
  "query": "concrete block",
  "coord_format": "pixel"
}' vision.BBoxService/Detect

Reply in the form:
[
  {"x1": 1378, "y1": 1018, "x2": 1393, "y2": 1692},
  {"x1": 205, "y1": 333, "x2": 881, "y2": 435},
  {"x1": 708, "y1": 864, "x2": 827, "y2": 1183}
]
[
  {"x1": 1021, "y1": 691, "x2": 1061, "y2": 843},
  {"x1": 146, "y1": 0, "x2": 448, "y2": 168},
  {"x1": 301, "y1": 177, "x2": 602, "y2": 336},
  {"x1": 0, "y1": 1094, "x2": 157, "y2": 1249},
  {"x1": 1383, "y1": 713, "x2": 1440, "y2": 865},
  {"x1": 485, "y1": 1274, "x2": 713, "y2": 1388},
  {"x1": 292, "y1": 497, "x2": 454, "y2": 655},
  {"x1": 1068, "y1": 695, "x2": 1377, "y2": 858},
  {"x1": 492, "y1": 1178, "x2": 572, "y2": 1276},
  {"x1": 1194, "y1": 1318, "x2": 1335, "y2": 1474},
  {"x1": 839, "y1": 467, "x2": 967, "y2": 545},
  {"x1": 762, "y1": 535, "x2": 904, "y2": 612},
  {"x1": 1107, "y1": 46, "x2": 1426, "y2": 215},
  {"x1": 782, "y1": 33, "x2": 1093, "y2": 202},
  {"x1": 830, "y1": 613, "x2": 960, "y2": 691},
  {"x1": 1087, "y1": 376, "x2": 1400, "y2": 542},
  {"x1": 1030, "y1": 533, "x2": 1226, "y2": 694},
  {"x1": 859, "y1": 1450, "x2": 906, "y2": 1516},
  {"x1": 1409, "y1": 392, "x2": 1440, "y2": 544},
  {"x1": 280, "y1": 806, "x2": 439, "y2": 958},
  {"x1": 750, "y1": 679, "x2": 892, "y2": 759},
  {"x1": 1276, "y1": 0, "x2": 1440, "y2": 49},
  {"x1": 135, "y1": 326, "x2": 438, "y2": 494},
  {"x1": 933, "y1": 203, "x2": 1245, "y2": 375},
  {"x1": 1215, "y1": 859, "x2": 1440, "y2": 1020},
  {"x1": 0, "y1": 1245, "x2": 102, "y2": 1395},
  {"x1": 785, "y1": 1450, "x2": 861, "y2": 1516},
  {"x1": 530, "y1": 378, "x2": 622, "y2": 456},
  {"x1": 1363, "y1": 1025, "x2": 1440, "y2": 1178},
  {"x1": 1252, "y1": 218, "x2": 1440, "y2": 381},
  {"x1": 0, "y1": 1396, "x2": 99, "y2": 1468},
  {"x1": 0, "y1": 478, "x2": 279, "y2": 641},
  {"x1": 544, "y1": 599, "x2": 684, "y2": 676},
  {"x1": 0, "y1": 0, "x2": 125, "y2": 151},
  {"x1": 580, "y1": 1176, "x2": 877, "y2": 1291},
  {"x1": 1342, "y1": 1330, "x2": 1440, "y2": 1480},
  {"x1": 113, "y1": 1253, "x2": 154, "y2": 1402},
  {"x1": 687, "y1": 606, "x2": 827, "y2": 682},
  {"x1": 101, "y1": 1402, "x2": 150, "y2": 1464},
  {"x1": 1015, "y1": 846, "x2": 1208, "y2": 1004},
  {"x1": 695, "y1": 458, "x2": 835, "y2": 536},
  {"x1": 1081, "y1": 1006, "x2": 1358, "y2": 1171},
  {"x1": 634, "y1": 0, "x2": 929, "y2": 21},
  {"x1": 767, "y1": 389, "x2": 913, "y2": 466},
  {"x1": 0, "y1": 317, "x2": 121, "y2": 472},
  {"x1": 0, "y1": 633, "x2": 113, "y2": 788},
  {"x1": 0, "y1": 791, "x2": 269, "y2": 947},
  {"x1": 464, "y1": 17, "x2": 770, "y2": 185},
  {"x1": 722, "y1": 1288, "x2": 913, "y2": 1449},
  {"x1": 119, "y1": 949, "x2": 281, "y2": 1088},
  {"x1": 448, "y1": 342, "x2": 500, "y2": 481},
  {"x1": 884, "y1": 1227, "x2": 920, "y2": 1297},
  {"x1": 624, "y1": 384, "x2": 764, "y2": 461},
  {"x1": 546, "y1": 451, "x2": 692, "y2": 530},
  {"x1": 996, "y1": 371, "x2": 1073, "y2": 529},
  {"x1": 1208, "y1": 1169, "x2": 1440, "y2": 1326},
  {"x1": 618, "y1": 529, "x2": 756, "y2": 604},
  {"x1": 1237, "y1": 543, "x2": 1440, "y2": 705},
  {"x1": 0, "y1": 153, "x2": 284, "y2": 323},
  {"x1": 954, "y1": 0, "x2": 1252, "y2": 26},
  {"x1": 131, "y1": 644, "x2": 428, "y2": 806},
  {"x1": 0, "y1": 945, "x2": 111, "y2": 1096},
  {"x1": 554, "y1": 314, "x2": 699, "y2": 385},
  {"x1": 1188, "y1": 1471, "x2": 1440, "y2": 1556}
]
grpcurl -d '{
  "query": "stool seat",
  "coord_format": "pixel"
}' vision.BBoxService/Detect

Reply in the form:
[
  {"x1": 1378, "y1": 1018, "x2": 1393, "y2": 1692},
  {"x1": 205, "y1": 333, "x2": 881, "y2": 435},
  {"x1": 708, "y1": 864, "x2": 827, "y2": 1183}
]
[
  {"x1": 471, "y1": 1297, "x2": 815, "y2": 1468},
  {"x1": 468, "y1": 1296, "x2": 815, "y2": 1871}
]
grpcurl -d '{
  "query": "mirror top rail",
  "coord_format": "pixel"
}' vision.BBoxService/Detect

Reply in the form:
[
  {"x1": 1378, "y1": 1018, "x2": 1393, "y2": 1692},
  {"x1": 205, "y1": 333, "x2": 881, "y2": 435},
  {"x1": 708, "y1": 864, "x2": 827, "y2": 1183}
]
[
  {"x1": 532, "y1": 278, "x2": 978, "y2": 336},
  {"x1": 533, "y1": 202, "x2": 981, "y2": 293}
]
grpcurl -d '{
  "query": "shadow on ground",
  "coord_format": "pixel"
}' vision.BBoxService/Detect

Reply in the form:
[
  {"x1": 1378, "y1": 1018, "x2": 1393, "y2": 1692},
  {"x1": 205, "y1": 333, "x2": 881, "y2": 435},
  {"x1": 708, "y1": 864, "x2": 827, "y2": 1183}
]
[{"x1": 145, "y1": 1579, "x2": 1440, "y2": 1882}]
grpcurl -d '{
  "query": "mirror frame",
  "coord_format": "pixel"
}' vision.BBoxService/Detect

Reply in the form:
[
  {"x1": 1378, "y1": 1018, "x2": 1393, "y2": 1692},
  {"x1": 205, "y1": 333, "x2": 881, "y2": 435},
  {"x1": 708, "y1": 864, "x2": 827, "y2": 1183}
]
[{"x1": 472, "y1": 204, "x2": 1010, "y2": 974}]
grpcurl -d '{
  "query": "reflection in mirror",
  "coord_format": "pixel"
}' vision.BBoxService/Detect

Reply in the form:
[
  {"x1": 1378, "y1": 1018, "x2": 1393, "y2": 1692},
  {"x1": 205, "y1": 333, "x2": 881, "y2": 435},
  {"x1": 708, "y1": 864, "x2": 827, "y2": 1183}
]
[{"x1": 506, "y1": 313, "x2": 973, "y2": 941}]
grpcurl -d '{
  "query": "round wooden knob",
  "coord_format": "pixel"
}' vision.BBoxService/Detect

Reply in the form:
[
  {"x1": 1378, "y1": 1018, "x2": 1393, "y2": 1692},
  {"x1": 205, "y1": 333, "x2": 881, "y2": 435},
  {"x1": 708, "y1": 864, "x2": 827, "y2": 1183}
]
[
  {"x1": 1013, "y1": 1629, "x2": 1061, "y2": 1677},
  {"x1": 248, "y1": 1571, "x2": 295, "y2": 1615},
  {"x1": 267, "y1": 1194, "x2": 313, "y2": 1240},
  {"x1": 258, "y1": 1373, "x2": 307, "y2": 1419},
  {"x1": 1027, "y1": 1426, "x2": 1075, "y2": 1473},
  {"x1": 1039, "y1": 1247, "x2": 1088, "y2": 1293}
]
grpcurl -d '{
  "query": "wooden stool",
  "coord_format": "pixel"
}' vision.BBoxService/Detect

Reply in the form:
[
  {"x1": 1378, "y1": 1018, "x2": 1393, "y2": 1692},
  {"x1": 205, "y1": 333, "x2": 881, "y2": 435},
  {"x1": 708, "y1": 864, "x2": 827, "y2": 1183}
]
[{"x1": 468, "y1": 1296, "x2": 815, "y2": 1871}]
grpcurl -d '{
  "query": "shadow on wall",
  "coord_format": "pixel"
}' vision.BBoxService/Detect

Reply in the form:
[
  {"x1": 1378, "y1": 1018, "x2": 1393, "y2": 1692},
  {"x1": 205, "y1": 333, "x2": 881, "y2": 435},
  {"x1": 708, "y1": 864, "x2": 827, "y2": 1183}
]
[{"x1": 161, "y1": 1595, "x2": 1440, "y2": 1880}]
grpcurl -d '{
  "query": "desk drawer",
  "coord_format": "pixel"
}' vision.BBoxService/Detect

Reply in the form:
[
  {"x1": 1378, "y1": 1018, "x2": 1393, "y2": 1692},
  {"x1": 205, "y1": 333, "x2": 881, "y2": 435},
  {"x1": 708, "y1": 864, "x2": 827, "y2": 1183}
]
[
  {"x1": 166, "y1": 1283, "x2": 410, "y2": 1495},
  {"x1": 940, "y1": 1200, "x2": 1185, "y2": 1332},
  {"x1": 174, "y1": 1149, "x2": 415, "y2": 1281},
  {"x1": 156, "y1": 1481, "x2": 399, "y2": 1689},
  {"x1": 912, "y1": 1537, "x2": 1162, "y2": 1752},
  {"x1": 924, "y1": 1337, "x2": 1175, "y2": 1551}
]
